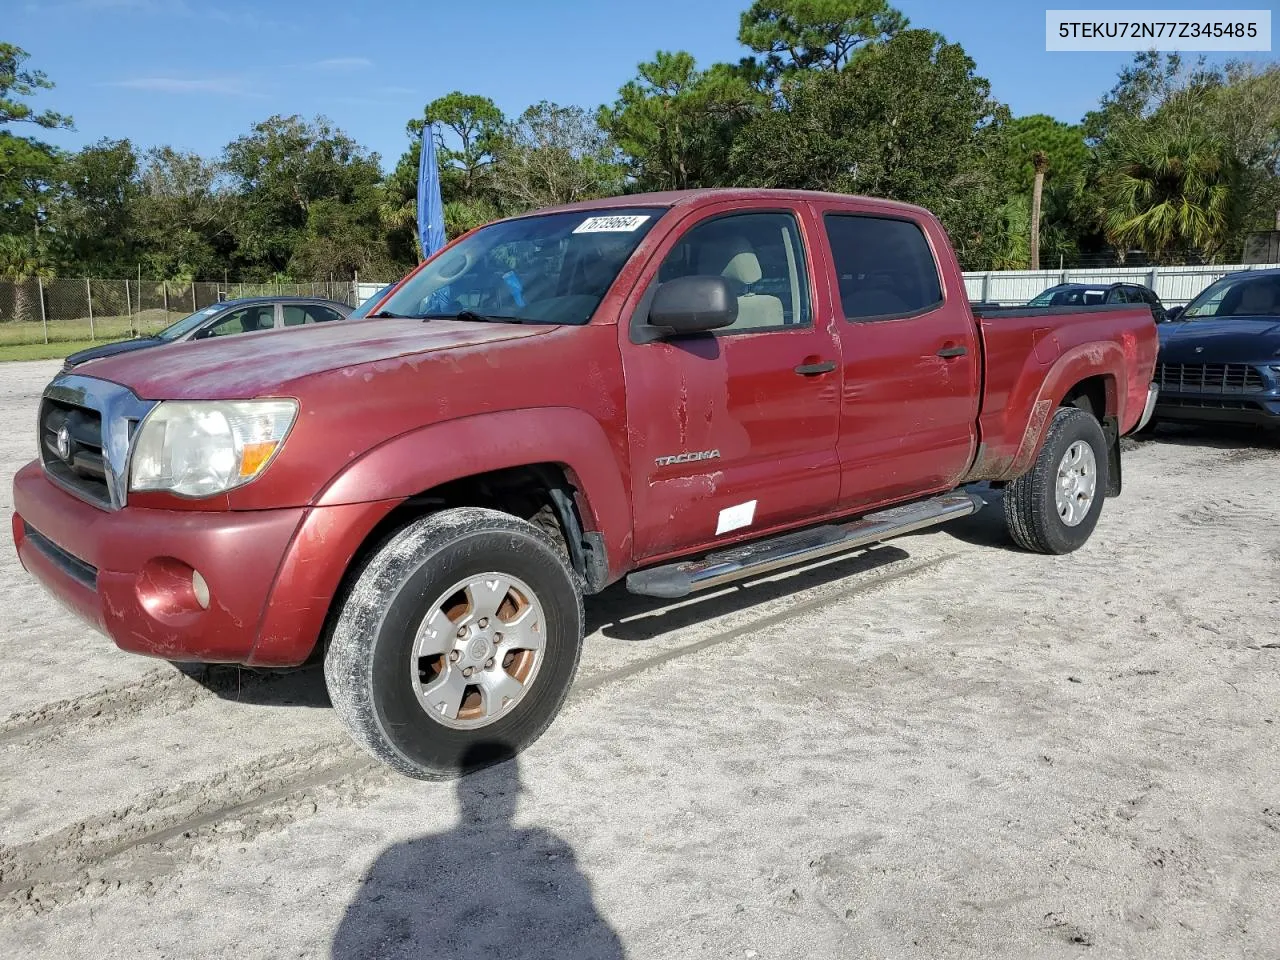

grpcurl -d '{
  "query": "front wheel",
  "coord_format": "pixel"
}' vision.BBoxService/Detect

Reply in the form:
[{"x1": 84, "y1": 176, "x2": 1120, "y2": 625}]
[
  {"x1": 324, "y1": 507, "x2": 584, "y2": 779},
  {"x1": 1003, "y1": 407, "x2": 1109, "y2": 555}
]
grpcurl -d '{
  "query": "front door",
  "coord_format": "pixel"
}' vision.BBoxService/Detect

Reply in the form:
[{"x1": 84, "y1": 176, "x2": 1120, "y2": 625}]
[{"x1": 622, "y1": 205, "x2": 843, "y2": 561}]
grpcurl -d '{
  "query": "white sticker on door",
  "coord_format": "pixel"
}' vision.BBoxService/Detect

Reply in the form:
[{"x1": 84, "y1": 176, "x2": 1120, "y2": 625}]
[
  {"x1": 716, "y1": 500, "x2": 757, "y2": 535},
  {"x1": 572, "y1": 215, "x2": 651, "y2": 234}
]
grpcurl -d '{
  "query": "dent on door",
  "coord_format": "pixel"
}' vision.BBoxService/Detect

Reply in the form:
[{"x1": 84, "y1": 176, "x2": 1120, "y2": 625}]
[{"x1": 628, "y1": 334, "x2": 841, "y2": 559}]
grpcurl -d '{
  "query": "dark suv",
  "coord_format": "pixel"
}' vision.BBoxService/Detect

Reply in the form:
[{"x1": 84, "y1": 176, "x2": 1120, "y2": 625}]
[
  {"x1": 1149, "y1": 268, "x2": 1280, "y2": 433},
  {"x1": 1029, "y1": 283, "x2": 1168, "y2": 322}
]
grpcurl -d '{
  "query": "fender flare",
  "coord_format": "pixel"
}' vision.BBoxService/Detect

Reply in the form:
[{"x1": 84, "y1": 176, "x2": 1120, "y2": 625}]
[
  {"x1": 1006, "y1": 342, "x2": 1127, "y2": 479},
  {"x1": 312, "y1": 406, "x2": 632, "y2": 578}
]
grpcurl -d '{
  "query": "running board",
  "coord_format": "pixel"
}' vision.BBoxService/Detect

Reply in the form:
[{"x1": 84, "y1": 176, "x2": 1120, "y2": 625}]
[{"x1": 625, "y1": 490, "x2": 984, "y2": 599}]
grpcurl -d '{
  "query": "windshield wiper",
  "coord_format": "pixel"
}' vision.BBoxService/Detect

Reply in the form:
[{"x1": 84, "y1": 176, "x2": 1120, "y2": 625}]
[
  {"x1": 427, "y1": 310, "x2": 534, "y2": 325},
  {"x1": 369, "y1": 310, "x2": 418, "y2": 319}
]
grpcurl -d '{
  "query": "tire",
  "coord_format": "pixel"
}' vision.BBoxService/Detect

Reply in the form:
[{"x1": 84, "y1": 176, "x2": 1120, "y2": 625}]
[
  {"x1": 1003, "y1": 407, "x2": 1109, "y2": 555},
  {"x1": 324, "y1": 507, "x2": 584, "y2": 780}
]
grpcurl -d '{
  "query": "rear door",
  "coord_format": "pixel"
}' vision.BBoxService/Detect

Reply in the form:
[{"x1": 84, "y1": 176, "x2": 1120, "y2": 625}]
[
  {"x1": 621, "y1": 202, "x2": 842, "y2": 560},
  {"x1": 816, "y1": 206, "x2": 980, "y2": 510}
]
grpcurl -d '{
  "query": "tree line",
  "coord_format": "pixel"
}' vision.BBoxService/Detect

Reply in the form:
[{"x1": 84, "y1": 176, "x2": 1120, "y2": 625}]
[{"x1": 2, "y1": 0, "x2": 1278, "y2": 283}]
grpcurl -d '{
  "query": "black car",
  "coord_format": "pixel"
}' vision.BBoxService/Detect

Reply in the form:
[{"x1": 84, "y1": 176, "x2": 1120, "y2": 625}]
[
  {"x1": 1028, "y1": 282, "x2": 1169, "y2": 322},
  {"x1": 1149, "y1": 268, "x2": 1280, "y2": 433},
  {"x1": 62, "y1": 296, "x2": 353, "y2": 370}
]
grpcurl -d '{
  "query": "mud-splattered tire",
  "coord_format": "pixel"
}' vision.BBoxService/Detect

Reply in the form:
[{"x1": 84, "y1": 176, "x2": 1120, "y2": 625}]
[
  {"x1": 324, "y1": 507, "x2": 584, "y2": 780},
  {"x1": 1003, "y1": 407, "x2": 1109, "y2": 555}
]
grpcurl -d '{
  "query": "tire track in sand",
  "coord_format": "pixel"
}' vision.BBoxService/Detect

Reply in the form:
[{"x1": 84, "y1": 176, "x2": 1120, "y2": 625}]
[
  {"x1": 0, "y1": 664, "x2": 325, "y2": 749},
  {"x1": 0, "y1": 552, "x2": 959, "y2": 914}
]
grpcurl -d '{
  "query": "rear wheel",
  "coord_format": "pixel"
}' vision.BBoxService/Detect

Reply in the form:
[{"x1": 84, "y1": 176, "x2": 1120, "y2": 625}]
[
  {"x1": 1004, "y1": 407, "x2": 1109, "y2": 554},
  {"x1": 324, "y1": 507, "x2": 584, "y2": 779}
]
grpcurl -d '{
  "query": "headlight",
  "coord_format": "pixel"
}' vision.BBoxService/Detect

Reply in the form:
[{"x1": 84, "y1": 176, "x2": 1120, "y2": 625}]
[{"x1": 130, "y1": 399, "x2": 297, "y2": 497}]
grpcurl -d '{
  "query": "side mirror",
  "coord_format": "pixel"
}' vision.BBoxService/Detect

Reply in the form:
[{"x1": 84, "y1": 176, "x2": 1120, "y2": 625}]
[
  {"x1": 639, "y1": 275, "x2": 737, "y2": 342},
  {"x1": 1164, "y1": 305, "x2": 1184, "y2": 322}
]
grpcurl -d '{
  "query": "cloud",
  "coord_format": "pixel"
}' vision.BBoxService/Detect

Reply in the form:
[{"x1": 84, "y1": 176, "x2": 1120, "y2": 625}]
[
  {"x1": 314, "y1": 57, "x2": 374, "y2": 71},
  {"x1": 107, "y1": 76, "x2": 261, "y2": 96}
]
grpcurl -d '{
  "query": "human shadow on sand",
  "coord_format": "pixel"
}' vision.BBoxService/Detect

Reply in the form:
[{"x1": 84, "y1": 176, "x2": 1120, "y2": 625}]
[{"x1": 331, "y1": 744, "x2": 625, "y2": 960}]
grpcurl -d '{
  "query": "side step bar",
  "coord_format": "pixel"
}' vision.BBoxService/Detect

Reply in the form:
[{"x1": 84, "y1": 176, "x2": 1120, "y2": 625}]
[{"x1": 625, "y1": 490, "x2": 984, "y2": 599}]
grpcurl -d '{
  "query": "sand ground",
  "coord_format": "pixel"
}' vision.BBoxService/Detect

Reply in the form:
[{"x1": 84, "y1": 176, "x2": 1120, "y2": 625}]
[{"x1": 1, "y1": 359, "x2": 1278, "y2": 959}]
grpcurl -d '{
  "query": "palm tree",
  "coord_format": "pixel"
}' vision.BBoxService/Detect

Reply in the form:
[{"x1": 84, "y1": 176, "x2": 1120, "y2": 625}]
[
  {"x1": 1097, "y1": 122, "x2": 1239, "y2": 263},
  {"x1": 992, "y1": 194, "x2": 1030, "y2": 270},
  {"x1": 0, "y1": 236, "x2": 53, "y2": 326},
  {"x1": 1029, "y1": 150, "x2": 1049, "y2": 269}
]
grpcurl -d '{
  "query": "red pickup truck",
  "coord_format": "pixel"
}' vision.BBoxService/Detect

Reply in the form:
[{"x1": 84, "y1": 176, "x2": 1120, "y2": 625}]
[{"x1": 12, "y1": 189, "x2": 1158, "y2": 778}]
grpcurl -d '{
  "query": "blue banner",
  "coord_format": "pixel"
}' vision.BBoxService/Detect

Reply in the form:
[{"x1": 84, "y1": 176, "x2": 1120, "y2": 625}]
[{"x1": 417, "y1": 122, "x2": 446, "y2": 259}]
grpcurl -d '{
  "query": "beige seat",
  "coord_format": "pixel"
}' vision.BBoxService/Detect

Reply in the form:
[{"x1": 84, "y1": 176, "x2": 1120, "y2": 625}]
[{"x1": 699, "y1": 236, "x2": 784, "y2": 330}]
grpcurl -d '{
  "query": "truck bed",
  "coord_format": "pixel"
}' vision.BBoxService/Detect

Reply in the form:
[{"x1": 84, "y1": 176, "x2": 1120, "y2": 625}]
[{"x1": 963, "y1": 302, "x2": 1158, "y2": 483}]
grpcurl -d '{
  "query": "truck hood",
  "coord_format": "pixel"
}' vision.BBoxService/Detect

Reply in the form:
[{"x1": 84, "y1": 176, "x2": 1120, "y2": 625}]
[
  {"x1": 80, "y1": 317, "x2": 552, "y2": 401},
  {"x1": 1158, "y1": 316, "x2": 1280, "y2": 364}
]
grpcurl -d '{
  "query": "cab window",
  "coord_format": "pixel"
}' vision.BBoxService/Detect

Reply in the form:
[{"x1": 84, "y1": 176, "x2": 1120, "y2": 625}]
[
  {"x1": 824, "y1": 215, "x2": 942, "y2": 320},
  {"x1": 656, "y1": 212, "x2": 810, "y2": 332}
]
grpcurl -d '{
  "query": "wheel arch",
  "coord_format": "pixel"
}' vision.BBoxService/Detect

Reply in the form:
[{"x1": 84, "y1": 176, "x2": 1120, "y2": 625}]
[
  {"x1": 313, "y1": 407, "x2": 631, "y2": 582},
  {"x1": 1007, "y1": 344, "x2": 1128, "y2": 483}
]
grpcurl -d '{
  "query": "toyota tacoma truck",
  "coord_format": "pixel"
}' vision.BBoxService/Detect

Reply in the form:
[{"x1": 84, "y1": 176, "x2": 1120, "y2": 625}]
[{"x1": 12, "y1": 189, "x2": 1159, "y2": 779}]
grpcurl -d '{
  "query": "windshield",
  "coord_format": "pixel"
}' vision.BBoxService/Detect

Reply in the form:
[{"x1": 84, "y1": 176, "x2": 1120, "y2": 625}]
[
  {"x1": 350, "y1": 283, "x2": 397, "y2": 319},
  {"x1": 1028, "y1": 286, "x2": 1108, "y2": 307},
  {"x1": 1182, "y1": 273, "x2": 1280, "y2": 319},
  {"x1": 156, "y1": 306, "x2": 222, "y2": 341},
  {"x1": 379, "y1": 207, "x2": 666, "y2": 325}
]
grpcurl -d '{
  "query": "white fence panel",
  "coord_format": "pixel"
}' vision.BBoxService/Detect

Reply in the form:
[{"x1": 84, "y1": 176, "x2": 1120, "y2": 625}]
[
  {"x1": 962, "y1": 263, "x2": 1280, "y2": 306},
  {"x1": 355, "y1": 282, "x2": 392, "y2": 306}
]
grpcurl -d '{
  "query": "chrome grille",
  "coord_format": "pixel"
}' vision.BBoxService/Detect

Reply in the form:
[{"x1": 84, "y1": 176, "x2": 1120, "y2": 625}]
[
  {"x1": 39, "y1": 375, "x2": 156, "y2": 511},
  {"x1": 40, "y1": 397, "x2": 111, "y2": 507},
  {"x1": 1159, "y1": 396, "x2": 1263, "y2": 411},
  {"x1": 1155, "y1": 362, "x2": 1265, "y2": 394}
]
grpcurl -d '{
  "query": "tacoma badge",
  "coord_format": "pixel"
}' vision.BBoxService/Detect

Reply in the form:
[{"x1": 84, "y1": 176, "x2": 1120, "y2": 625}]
[{"x1": 654, "y1": 449, "x2": 721, "y2": 467}]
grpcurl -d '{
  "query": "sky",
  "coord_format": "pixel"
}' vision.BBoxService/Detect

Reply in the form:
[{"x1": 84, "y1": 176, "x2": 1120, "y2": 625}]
[{"x1": 9, "y1": 0, "x2": 1276, "y2": 171}]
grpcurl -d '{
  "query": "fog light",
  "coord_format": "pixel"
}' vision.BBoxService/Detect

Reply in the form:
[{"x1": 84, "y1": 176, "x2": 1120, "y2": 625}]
[
  {"x1": 136, "y1": 557, "x2": 208, "y2": 622},
  {"x1": 192, "y1": 570, "x2": 210, "y2": 610}
]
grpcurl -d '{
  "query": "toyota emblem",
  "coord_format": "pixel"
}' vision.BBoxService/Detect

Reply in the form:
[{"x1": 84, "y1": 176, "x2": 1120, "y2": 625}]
[{"x1": 55, "y1": 425, "x2": 71, "y2": 460}]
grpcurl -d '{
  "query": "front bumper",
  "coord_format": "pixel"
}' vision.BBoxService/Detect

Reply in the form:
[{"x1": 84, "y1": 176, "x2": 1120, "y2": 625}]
[
  {"x1": 12, "y1": 460, "x2": 397, "y2": 666},
  {"x1": 1153, "y1": 393, "x2": 1280, "y2": 427}
]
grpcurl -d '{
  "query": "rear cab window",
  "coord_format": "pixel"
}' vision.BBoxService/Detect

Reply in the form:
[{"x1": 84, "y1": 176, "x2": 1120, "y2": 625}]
[{"x1": 822, "y1": 214, "x2": 942, "y2": 321}]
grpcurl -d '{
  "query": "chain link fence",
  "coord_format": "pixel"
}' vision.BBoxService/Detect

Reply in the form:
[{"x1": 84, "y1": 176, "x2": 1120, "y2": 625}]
[{"x1": 0, "y1": 279, "x2": 359, "y2": 346}]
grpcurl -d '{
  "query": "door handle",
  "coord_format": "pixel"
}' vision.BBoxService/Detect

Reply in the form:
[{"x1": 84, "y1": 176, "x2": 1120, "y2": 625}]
[
  {"x1": 936, "y1": 345, "x2": 968, "y2": 358},
  {"x1": 793, "y1": 360, "x2": 837, "y2": 376}
]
